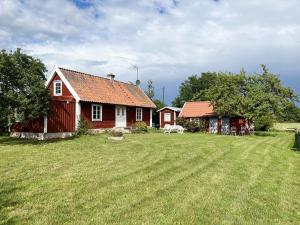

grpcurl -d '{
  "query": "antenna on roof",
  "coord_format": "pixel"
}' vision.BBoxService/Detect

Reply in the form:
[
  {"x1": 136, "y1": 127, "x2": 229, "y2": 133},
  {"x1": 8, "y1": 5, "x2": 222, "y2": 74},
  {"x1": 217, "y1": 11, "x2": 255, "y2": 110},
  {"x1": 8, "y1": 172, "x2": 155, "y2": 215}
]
[
  {"x1": 131, "y1": 64, "x2": 140, "y2": 86},
  {"x1": 131, "y1": 64, "x2": 139, "y2": 80}
]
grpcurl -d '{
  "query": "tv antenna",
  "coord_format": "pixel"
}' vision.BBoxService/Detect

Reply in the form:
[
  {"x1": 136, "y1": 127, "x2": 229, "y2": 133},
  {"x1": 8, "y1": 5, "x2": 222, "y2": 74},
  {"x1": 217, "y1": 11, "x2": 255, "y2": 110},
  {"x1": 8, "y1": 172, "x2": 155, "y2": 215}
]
[{"x1": 131, "y1": 64, "x2": 139, "y2": 80}]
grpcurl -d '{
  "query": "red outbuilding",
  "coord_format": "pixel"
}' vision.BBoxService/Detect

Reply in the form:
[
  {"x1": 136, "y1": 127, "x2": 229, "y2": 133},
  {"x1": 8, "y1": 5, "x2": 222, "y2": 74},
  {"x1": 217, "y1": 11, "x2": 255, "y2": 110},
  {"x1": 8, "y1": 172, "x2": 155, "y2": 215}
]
[
  {"x1": 178, "y1": 101, "x2": 253, "y2": 135},
  {"x1": 157, "y1": 106, "x2": 181, "y2": 128},
  {"x1": 10, "y1": 66, "x2": 156, "y2": 139}
]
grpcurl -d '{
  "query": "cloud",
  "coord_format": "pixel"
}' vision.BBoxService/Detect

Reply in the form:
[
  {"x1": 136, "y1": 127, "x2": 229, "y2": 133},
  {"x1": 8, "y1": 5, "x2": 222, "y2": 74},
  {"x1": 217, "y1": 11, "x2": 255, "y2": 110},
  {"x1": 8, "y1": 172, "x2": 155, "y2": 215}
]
[{"x1": 1, "y1": 0, "x2": 300, "y2": 104}]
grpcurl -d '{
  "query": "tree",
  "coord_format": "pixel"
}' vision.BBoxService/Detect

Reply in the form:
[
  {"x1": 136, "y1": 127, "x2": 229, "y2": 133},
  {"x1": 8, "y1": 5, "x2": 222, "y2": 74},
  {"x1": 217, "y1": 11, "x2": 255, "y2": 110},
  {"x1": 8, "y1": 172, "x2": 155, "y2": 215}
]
[
  {"x1": 172, "y1": 72, "x2": 218, "y2": 107},
  {"x1": 145, "y1": 80, "x2": 154, "y2": 100},
  {"x1": 201, "y1": 65, "x2": 298, "y2": 130},
  {"x1": 0, "y1": 49, "x2": 51, "y2": 131}
]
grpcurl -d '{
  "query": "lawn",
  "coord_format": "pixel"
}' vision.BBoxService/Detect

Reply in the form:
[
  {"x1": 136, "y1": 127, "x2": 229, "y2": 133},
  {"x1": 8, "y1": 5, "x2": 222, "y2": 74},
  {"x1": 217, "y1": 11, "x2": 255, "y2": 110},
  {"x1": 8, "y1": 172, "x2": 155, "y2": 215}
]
[
  {"x1": 273, "y1": 122, "x2": 300, "y2": 131},
  {"x1": 1, "y1": 132, "x2": 300, "y2": 225}
]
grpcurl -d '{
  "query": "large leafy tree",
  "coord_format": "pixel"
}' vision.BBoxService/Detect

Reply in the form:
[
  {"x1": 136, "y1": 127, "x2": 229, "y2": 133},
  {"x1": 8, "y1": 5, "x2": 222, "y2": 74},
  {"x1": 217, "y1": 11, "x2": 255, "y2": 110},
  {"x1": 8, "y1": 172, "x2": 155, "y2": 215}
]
[
  {"x1": 201, "y1": 65, "x2": 298, "y2": 129},
  {"x1": 0, "y1": 49, "x2": 50, "y2": 131},
  {"x1": 172, "y1": 72, "x2": 218, "y2": 107}
]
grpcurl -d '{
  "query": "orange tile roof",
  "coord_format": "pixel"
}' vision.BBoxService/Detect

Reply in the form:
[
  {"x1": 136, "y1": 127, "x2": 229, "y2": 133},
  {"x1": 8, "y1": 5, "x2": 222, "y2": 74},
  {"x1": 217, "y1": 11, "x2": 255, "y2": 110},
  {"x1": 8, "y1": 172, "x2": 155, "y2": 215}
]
[
  {"x1": 178, "y1": 101, "x2": 216, "y2": 118},
  {"x1": 59, "y1": 68, "x2": 156, "y2": 108}
]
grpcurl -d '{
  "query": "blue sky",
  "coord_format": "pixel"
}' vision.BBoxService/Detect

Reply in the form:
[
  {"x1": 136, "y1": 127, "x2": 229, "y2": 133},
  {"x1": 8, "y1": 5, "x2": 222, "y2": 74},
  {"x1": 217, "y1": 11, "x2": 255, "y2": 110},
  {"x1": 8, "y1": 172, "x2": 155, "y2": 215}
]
[{"x1": 1, "y1": 0, "x2": 300, "y2": 105}]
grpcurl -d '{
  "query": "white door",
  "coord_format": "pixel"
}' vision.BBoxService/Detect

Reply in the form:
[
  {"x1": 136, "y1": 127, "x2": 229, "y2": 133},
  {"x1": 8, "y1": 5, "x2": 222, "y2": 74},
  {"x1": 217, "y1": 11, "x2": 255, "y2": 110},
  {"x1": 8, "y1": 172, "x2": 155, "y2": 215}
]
[
  {"x1": 115, "y1": 106, "x2": 127, "y2": 127},
  {"x1": 221, "y1": 117, "x2": 230, "y2": 135},
  {"x1": 209, "y1": 118, "x2": 218, "y2": 134}
]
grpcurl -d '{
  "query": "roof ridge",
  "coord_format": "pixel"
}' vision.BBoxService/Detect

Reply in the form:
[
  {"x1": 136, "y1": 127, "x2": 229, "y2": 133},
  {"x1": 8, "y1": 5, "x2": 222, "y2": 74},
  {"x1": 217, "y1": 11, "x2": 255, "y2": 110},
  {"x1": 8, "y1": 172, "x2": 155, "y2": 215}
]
[{"x1": 59, "y1": 67, "x2": 139, "y2": 87}]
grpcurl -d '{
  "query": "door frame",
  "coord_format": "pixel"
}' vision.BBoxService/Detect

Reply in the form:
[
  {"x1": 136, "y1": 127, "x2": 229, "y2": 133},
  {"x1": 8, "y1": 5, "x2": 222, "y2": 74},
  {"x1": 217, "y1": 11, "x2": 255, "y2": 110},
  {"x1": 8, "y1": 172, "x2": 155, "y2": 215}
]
[{"x1": 115, "y1": 105, "x2": 127, "y2": 128}]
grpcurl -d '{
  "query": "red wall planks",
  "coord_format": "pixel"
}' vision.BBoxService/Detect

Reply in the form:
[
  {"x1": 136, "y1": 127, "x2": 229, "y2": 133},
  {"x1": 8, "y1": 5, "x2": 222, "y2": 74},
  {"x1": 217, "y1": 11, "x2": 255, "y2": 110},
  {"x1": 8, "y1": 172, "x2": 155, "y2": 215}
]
[
  {"x1": 47, "y1": 100, "x2": 76, "y2": 132},
  {"x1": 81, "y1": 102, "x2": 116, "y2": 129},
  {"x1": 160, "y1": 108, "x2": 176, "y2": 128}
]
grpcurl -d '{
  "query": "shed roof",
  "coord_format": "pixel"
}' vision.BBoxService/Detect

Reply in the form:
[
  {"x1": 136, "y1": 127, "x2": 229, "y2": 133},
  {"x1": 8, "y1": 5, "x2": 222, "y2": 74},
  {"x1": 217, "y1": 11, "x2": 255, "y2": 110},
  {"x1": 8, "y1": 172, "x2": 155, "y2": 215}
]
[
  {"x1": 157, "y1": 106, "x2": 182, "y2": 112},
  {"x1": 178, "y1": 101, "x2": 216, "y2": 118}
]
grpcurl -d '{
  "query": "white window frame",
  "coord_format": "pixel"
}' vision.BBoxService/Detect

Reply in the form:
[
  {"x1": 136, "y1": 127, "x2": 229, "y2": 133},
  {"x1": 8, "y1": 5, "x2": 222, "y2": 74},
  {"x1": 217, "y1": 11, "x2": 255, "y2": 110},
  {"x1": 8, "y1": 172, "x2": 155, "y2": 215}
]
[
  {"x1": 53, "y1": 80, "x2": 62, "y2": 96},
  {"x1": 136, "y1": 108, "x2": 143, "y2": 121},
  {"x1": 164, "y1": 113, "x2": 171, "y2": 122},
  {"x1": 91, "y1": 104, "x2": 102, "y2": 121}
]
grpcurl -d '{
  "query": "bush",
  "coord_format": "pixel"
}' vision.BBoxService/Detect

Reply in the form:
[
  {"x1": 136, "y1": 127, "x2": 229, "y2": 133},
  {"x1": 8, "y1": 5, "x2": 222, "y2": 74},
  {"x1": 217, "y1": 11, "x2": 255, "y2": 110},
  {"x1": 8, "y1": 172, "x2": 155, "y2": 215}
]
[
  {"x1": 176, "y1": 118, "x2": 206, "y2": 133},
  {"x1": 132, "y1": 121, "x2": 148, "y2": 133},
  {"x1": 75, "y1": 119, "x2": 89, "y2": 136},
  {"x1": 108, "y1": 130, "x2": 123, "y2": 137},
  {"x1": 254, "y1": 116, "x2": 273, "y2": 131}
]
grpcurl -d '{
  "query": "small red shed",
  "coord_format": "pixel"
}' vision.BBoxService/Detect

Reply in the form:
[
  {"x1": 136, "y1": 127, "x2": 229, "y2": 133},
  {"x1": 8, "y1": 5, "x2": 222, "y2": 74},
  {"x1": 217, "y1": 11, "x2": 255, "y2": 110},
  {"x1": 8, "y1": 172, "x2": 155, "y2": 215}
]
[{"x1": 157, "y1": 106, "x2": 181, "y2": 128}]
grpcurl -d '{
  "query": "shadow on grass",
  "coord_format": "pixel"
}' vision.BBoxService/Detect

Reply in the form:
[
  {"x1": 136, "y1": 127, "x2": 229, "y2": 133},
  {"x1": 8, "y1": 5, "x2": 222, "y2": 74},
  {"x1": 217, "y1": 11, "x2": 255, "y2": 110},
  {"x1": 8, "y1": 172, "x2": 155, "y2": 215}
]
[
  {"x1": 0, "y1": 135, "x2": 79, "y2": 147},
  {"x1": 254, "y1": 131, "x2": 279, "y2": 137},
  {"x1": 0, "y1": 182, "x2": 22, "y2": 225},
  {"x1": 291, "y1": 133, "x2": 300, "y2": 152}
]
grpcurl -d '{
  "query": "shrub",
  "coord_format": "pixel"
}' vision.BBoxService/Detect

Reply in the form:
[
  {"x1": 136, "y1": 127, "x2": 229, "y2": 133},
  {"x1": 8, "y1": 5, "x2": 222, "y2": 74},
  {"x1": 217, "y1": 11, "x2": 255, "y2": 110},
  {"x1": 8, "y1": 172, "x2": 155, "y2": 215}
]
[
  {"x1": 75, "y1": 119, "x2": 89, "y2": 136},
  {"x1": 254, "y1": 116, "x2": 273, "y2": 131},
  {"x1": 176, "y1": 118, "x2": 206, "y2": 133},
  {"x1": 132, "y1": 121, "x2": 148, "y2": 133}
]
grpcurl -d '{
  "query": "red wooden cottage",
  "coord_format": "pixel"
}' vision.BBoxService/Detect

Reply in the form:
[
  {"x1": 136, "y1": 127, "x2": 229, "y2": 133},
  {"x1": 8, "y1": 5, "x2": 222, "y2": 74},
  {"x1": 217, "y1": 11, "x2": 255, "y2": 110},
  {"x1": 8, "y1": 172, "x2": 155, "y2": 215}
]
[
  {"x1": 10, "y1": 66, "x2": 156, "y2": 139},
  {"x1": 178, "y1": 101, "x2": 252, "y2": 134},
  {"x1": 157, "y1": 106, "x2": 181, "y2": 128}
]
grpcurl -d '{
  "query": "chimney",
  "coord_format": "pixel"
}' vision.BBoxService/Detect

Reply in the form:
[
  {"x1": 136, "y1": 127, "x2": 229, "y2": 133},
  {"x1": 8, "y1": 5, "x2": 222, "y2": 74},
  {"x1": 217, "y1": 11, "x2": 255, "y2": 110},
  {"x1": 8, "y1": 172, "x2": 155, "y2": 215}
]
[
  {"x1": 107, "y1": 73, "x2": 115, "y2": 81},
  {"x1": 136, "y1": 79, "x2": 141, "y2": 86}
]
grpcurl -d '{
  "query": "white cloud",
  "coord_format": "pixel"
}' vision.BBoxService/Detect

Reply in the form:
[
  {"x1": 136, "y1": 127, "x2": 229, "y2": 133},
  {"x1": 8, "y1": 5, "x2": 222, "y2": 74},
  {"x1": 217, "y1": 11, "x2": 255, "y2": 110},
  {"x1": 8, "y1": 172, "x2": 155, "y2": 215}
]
[{"x1": 1, "y1": 0, "x2": 300, "y2": 103}]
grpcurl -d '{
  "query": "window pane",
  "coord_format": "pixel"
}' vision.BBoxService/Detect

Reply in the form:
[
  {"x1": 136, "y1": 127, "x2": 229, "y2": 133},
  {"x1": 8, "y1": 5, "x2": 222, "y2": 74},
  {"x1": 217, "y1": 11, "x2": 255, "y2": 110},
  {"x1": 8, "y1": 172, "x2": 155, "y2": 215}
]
[{"x1": 164, "y1": 113, "x2": 171, "y2": 122}]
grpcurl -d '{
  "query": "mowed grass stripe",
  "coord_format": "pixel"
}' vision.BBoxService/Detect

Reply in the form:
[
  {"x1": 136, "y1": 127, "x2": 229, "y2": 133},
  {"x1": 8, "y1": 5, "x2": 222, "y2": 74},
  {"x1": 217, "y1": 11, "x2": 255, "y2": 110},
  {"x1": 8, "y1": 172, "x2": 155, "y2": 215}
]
[{"x1": 0, "y1": 133, "x2": 299, "y2": 225}]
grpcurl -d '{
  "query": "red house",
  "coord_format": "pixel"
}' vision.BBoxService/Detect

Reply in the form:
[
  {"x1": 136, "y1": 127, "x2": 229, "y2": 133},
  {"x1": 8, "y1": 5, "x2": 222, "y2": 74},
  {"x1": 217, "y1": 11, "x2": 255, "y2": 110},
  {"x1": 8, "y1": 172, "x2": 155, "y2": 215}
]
[
  {"x1": 157, "y1": 106, "x2": 181, "y2": 128},
  {"x1": 178, "y1": 101, "x2": 252, "y2": 134},
  {"x1": 10, "y1": 66, "x2": 156, "y2": 139}
]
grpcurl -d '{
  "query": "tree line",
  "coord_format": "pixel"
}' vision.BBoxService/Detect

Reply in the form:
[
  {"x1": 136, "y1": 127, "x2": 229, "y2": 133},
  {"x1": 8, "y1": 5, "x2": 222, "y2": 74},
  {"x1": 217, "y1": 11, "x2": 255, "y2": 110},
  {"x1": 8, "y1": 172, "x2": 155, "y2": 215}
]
[
  {"x1": 171, "y1": 65, "x2": 299, "y2": 130},
  {"x1": 1, "y1": 49, "x2": 299, "y2": 132}
]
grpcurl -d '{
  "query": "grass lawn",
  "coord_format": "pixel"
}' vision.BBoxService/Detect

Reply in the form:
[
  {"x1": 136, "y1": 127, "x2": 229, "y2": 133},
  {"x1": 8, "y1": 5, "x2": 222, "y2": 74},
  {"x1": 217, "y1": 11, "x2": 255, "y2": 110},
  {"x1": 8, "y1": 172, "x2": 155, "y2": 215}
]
[
  {"x1": 273, "y1": 122, "x2": 300, "y2": 131},
  {"x1": 1, "y1": 132, "x2": 300, "y2": 225}
]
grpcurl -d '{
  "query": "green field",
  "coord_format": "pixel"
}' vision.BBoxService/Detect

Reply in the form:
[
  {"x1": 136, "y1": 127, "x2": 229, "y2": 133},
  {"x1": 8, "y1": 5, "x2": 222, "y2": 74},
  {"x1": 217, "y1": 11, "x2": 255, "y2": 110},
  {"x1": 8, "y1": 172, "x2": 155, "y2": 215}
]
[
  {"x1": 273, "y1": 122, "x2": 300, "y2": 131},
  {"x1": 1, "y1": 132, "x2": 300, "y2": 225}
]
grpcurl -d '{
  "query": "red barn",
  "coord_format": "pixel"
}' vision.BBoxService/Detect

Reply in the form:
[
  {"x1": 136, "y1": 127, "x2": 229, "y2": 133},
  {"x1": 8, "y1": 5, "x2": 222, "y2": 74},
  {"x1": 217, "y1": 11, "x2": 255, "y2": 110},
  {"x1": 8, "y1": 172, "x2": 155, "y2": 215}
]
[
  {"x1": 157, "y1": 106, "x2": 181, "y2": 128},
  {"x1": 10, "y1": 67, "x2": 156, "y2": 139},
  {"x1": 178, "y1": 101, "x2": 252, "y2": 134}
]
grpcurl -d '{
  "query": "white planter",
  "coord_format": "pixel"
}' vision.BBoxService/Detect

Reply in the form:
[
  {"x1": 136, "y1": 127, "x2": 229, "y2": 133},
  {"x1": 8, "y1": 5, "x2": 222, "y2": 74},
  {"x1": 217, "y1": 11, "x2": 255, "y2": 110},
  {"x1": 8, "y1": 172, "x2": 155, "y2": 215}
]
[{"x1": 108, "y1": 136, "x2": 124, "y2": 141}]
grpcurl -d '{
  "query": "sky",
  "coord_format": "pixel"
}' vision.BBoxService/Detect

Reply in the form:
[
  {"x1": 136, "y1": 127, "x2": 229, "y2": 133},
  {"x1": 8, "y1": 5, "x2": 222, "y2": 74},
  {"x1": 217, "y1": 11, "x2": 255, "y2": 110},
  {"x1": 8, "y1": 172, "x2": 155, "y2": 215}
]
[{"x1": 1, "y1": 0, "x2": 300, "y2": 105}]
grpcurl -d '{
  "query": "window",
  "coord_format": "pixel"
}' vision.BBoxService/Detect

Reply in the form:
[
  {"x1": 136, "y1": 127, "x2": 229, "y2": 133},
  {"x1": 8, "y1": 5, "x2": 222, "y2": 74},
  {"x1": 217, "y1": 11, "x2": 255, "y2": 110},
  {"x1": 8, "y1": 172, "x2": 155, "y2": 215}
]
[
  {"x1": 92, "y1": 104, "x2": 102, "y2": 121},
  {"x1": 136, "y1": 108, "x2": 143, "y2": 121},
  {"x1": 54, "y1": 80, "x2": 62, "y2": 96},
  {"x1": 164, "y1": 113, "x2": 171, "y2": 122}
]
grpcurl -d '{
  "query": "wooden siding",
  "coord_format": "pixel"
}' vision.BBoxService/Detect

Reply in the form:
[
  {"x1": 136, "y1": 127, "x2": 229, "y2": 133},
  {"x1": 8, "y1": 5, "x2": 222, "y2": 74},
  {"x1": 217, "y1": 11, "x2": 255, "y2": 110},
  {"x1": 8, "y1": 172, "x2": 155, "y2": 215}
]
[
  {"x1": 10, "y1": 117, "x2": 44, "y2": 133},
  {"x1": 47, "y1": 100, "x2": 76, "y2": 132},
  {"x1": 160, "y1": 108, "x2": 176, "y2": 128},
  {"x1": 48, "y1": 73, "x2": 75, "y2": 101},
  {"x1": 127, "y1": 107, "x2": 150, "y2": 127},
  {"x1": 81, "y1": 102, "x2": 116, "y2": 129}
]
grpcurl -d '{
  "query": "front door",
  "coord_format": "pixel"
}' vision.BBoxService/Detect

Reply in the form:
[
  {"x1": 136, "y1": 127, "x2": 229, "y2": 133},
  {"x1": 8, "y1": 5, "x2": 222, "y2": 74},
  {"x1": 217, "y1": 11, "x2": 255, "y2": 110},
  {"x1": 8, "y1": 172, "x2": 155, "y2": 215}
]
[
  {"x1": 115, "y1": 106, "x2": 126, "y2": 128},
  {"x1": 209, "y1": 118, "x2": 218, "y2": 134},
  {"x1": 221, "y1": 117, "x2": 230, "y2": 135}
]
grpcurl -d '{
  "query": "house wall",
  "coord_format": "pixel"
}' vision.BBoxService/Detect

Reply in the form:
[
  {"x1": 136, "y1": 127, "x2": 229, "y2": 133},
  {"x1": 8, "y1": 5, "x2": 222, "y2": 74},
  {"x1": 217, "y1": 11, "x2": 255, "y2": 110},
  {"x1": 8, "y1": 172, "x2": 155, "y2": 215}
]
[
  {"x1": 81, "y1": 102, "x2": 115, "y2": 129},
  {"x1": 10, "y1": 117, "x2": 44, "y2": 133},
  {"x1": 49, "y1": 73, "x2": 75, "y2": 101},
  {"x1": 160, "y1": 109, "x2": 175, "y2": 128},
  {"x1": 47, "y1": 101, "x2": 76, "y2": 132},
  {"x1": 80, "y1": 103, "x2": 151, "y2": 129},
  {"x1": 47, "y1": 73, "x2": 76, "y2": 132},
  {"x1": 127, "y1": 107, "x2": 150, "y2": 127}
]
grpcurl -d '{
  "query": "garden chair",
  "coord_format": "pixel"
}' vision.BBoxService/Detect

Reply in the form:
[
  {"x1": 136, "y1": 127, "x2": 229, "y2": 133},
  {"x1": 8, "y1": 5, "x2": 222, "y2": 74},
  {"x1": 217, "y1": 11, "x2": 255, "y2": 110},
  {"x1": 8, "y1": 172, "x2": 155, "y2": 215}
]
[
  {"x1": 230, "y1": 127, "x2": 237, "y2": 136},
  {"x1": 240, "y1": 126, "x2": 246, "y2": 136}
]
